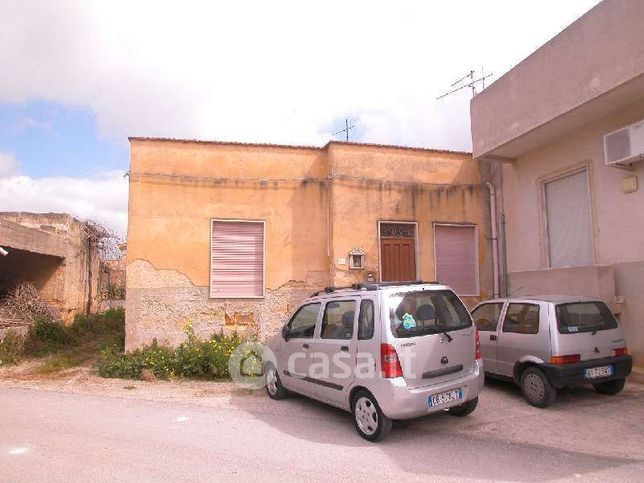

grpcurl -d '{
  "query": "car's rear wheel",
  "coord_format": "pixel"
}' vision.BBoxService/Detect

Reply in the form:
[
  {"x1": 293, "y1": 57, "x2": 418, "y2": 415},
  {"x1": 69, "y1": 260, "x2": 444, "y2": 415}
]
[
  {"x1": 593, "y1": 378, "x2": 625, "y2": 395},
  {"x1": 351, "y1": 390, "x2": 392, "y2": 442},
  {"x1": 265, "y1": 364, "x2": 289, "y2": 400},
  {"x1": 448, "y1": 396, "x2": 478, "y2": 417},
  {"x1": 520, "y1": 367, "x2": 556, "y2": 408}
]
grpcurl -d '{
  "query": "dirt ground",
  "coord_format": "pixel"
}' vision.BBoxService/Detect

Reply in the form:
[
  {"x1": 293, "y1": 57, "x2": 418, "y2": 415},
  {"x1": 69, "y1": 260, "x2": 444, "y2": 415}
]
[{"x1": 0, "y1": 362, "x2": 254, "y2": 408}]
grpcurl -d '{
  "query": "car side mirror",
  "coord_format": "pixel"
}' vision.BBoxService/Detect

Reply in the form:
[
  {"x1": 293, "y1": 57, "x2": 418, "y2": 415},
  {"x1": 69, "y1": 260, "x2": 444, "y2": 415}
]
[{"x1": 281, "y1": 325, "x2": 290, "y2": 341}]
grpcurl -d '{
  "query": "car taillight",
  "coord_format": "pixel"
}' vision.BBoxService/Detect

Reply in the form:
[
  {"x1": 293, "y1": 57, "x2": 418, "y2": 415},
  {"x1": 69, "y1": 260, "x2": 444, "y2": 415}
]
[
  {"x1": 380, "y1": 343, "x2": 403, "y2": 378},
  {"x1": 550, "y1": 354, "x2": 581, "y2": 364},
  {"x1": 475, "y1": 328, "x2": 482, "y2": 361},
  {"x1": 614, "y1": 347, "x2": 628, "y2": 357}
]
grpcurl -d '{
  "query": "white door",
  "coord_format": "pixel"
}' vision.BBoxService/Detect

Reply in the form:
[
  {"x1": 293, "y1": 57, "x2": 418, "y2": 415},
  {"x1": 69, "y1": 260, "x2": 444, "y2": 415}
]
[
  {"x1": 497, "y1": 302, "x2": 549, "y2": 377},
  {"x1": 471, "y1": 302, "x2": 505, "y2": 374},
  {"x1": 311, "y1": 299, "x2": 358, "y2": 407},
  {"x1": 280, "y1": 302, "x2": 320, "y2": 396}
]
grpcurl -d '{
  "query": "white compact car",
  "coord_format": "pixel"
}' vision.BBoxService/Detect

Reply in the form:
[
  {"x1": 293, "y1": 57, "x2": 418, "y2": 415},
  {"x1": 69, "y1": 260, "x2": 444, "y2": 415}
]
[{"x1": 264, "y1": 281, "x2": 484, "y2": 441}]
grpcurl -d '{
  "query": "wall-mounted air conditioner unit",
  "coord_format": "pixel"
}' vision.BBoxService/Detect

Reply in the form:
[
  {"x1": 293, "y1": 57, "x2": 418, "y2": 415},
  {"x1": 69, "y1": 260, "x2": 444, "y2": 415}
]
[{"x1": 603, "y1": 119, "x2": 644, "y2": 167}]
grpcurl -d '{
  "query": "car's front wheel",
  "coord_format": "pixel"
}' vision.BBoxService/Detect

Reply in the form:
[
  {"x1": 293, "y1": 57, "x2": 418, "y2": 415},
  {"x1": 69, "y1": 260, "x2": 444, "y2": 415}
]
[
  {"x1": 448, "y1": 396, "x2": 478, "y2": 417},
  {"x1": 520, "y1": 367, "x2": 556, "y2": 408},
  {"x1": 593, "y1": 378, "x2": 625, "y2": 395},
  {"x1": 265, "y1": 364, "x2": 289, "y2": 400},
  {"x1": 351, "y1": 390, "x2": 392, "y2": 442}
]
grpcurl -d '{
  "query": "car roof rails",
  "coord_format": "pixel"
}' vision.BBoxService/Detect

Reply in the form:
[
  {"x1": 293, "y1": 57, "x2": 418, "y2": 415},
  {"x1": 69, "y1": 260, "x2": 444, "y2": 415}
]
[
  {"x1": 311, "y1": 280, "x2": 440, "y2": 296},
  {"x1": 373, "y1": 280, "x2": 440, "y2": 287},
  {"x1": 310, "y1": 286, "x2": 354, "y2": 297}
]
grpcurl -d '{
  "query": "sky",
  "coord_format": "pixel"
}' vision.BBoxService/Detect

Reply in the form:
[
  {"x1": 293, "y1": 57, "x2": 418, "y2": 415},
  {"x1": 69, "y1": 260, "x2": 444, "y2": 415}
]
[{"x1": 0, "y1": 0, "x2": 600, "y2": 237}]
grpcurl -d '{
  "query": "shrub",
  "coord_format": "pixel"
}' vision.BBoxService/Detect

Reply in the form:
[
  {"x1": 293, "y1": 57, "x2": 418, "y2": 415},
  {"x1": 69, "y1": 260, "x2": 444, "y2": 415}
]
[
  {"x1": 97, "y1": 340, "x2": 176, "y2": 380},
  {"x1": 24, "y1": 317, "x2": 71, "y2": 356},
  {"x1": 0, "y1": 330, "x2": 25, "y2": 366},
  {"x1": 96, "y1": 330, "x2": 246, "y2": 381},
  {"x1": 97, "y1": 344, "x2": 143, "y2": 379}
]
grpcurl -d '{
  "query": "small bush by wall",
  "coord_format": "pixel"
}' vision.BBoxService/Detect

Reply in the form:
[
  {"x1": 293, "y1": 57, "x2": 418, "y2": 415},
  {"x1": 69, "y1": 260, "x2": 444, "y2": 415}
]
[
  {"x1": 96, "y1": 328, "x2": 244, "y2": 381},
  {"x1": 23, "y1": 317, "x2": 72, "y2": 356},
  {"x1": 0, "y1": 330, "x2": 25, "y2": 366}
]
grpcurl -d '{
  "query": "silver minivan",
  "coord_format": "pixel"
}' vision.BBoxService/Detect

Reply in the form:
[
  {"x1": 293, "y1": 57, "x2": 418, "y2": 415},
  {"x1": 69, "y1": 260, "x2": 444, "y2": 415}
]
[
  {"x1": 264, "y1": 281, "x2": 484, "y2": 441},
  {"x1": 471, "y1": 296, "x2": 632, "y2": 408}
]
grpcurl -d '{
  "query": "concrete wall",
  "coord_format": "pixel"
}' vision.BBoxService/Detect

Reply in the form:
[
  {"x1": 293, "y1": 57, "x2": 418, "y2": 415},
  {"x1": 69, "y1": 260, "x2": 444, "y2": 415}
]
[
  {"x1": 471, "y1": 0, "x2": 644, "y2": 158},
  {"x1": 0, "y1": 212, "x2": 100, "y2": 322},
  {"x1": 126, "y1": 139, "x2": 492, "y2": 350},
  {"x1": 508, "y1": 265, "x2": 616, "y2": 306},
  {"x1": 501, "y1": 99, "x2": 644, "y2": 273},
  {"x1": 498, "y1": 99, "x2": 644, "y2": 368}
]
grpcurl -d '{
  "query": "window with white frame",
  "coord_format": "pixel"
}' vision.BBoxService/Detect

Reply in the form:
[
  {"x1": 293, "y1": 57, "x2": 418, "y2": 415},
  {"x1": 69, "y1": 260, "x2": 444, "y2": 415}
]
[
  {"x1": 544, "y1": 169, "x2": 593, "y2": 268},
  {"x1": 210, "y1": 220, "x2": 265, "y2": 298},
  {"x1": 434, "y1": 224, "x2": 479, "y2": 296}
]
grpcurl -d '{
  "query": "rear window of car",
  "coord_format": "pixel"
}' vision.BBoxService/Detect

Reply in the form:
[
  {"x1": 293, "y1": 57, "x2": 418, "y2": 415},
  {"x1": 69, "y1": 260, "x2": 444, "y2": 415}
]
[
  {"x1": 389, "y1": 290, "x2": 472, "y2": 338},
  {"x1": 555, "y1": 302, "x2": 618, "y2": 334}
]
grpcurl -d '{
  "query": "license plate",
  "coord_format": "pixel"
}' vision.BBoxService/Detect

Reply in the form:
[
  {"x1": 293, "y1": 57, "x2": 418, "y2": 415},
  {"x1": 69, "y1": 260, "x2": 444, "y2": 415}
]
[
  {"x1": 428, "y1": 388, "x2": 462, "y2": 407},
  {"x1": 585, "y1": 365, "x2": 613, "y2": 379}
]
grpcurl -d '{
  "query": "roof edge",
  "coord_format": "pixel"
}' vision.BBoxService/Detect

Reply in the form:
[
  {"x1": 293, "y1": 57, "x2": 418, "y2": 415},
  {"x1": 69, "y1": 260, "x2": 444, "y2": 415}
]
[{"x1": 128, "y1": 136, "x2": 471, "y2": 156}]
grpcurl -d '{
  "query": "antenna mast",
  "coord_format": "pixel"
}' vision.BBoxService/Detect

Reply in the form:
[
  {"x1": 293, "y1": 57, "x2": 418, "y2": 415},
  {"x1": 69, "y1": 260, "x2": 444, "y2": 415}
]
[
  {"x1": 332, "y1": 118, "x2": 356, "y2": 142},
  {"x1": 437, "y1": 67, "x2": 494, "y2": 100}
]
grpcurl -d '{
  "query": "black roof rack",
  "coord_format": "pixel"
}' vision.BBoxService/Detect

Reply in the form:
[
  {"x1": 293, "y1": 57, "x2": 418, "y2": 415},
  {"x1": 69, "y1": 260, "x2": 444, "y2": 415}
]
[
  {"x1": 311, "y1": 280, "x2": 440, "y2": 297},
  {"x1": 374, "y1": 280, "x2": 439, "y2": 287}
]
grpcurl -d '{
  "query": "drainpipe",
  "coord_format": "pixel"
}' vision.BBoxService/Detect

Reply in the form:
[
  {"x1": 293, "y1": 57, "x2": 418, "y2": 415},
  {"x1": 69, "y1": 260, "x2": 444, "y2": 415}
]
[{"x1": 486, "y1": 182, "x2": 500, "y2": 298}]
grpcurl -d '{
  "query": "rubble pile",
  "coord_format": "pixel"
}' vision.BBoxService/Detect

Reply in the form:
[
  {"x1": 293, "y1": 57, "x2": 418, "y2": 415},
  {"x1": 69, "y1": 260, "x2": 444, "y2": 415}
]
[{"x1": 0, "y1": 282, "x2": 57, "y2": 323}]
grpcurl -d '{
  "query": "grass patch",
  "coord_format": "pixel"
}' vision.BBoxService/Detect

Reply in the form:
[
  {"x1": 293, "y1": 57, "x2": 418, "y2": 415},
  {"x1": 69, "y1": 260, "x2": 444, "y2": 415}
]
[
  {"x1": 0, "y1": 308, "x2": 125, "y2": 373},
  {"x1": 34, "y1": 354, "x2": 80, "y2": 375}
]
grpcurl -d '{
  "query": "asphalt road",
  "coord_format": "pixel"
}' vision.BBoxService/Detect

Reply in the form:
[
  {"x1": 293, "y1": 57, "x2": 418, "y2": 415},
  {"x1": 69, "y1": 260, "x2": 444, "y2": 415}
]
[{"x1": 1, "y1": 379, "x2": 643, "y2": 482}]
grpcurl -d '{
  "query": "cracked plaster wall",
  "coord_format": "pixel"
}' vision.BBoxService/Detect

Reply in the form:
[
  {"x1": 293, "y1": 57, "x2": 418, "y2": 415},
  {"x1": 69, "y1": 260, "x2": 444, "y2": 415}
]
[{"x1": 125, "y1": 259, "x2": 321, "y2": 350}]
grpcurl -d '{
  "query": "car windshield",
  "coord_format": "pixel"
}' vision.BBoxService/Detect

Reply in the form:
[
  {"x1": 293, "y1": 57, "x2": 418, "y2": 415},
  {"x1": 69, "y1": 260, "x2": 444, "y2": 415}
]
[
  {"x1": 389, "y1": 289, "x2": 472, "y2": 338},
  {"x1": 555, "y1": 302, "x2": 618, "y2": 334}
]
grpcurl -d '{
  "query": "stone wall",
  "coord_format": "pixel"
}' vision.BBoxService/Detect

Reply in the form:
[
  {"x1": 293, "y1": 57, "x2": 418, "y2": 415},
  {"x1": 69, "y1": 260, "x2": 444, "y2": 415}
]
[
  {"x1": 0, "y1": 212, "x2": 101, "y2": 322},
  {"x1": 125, "y1": 259, "x2": 319, "y2": 350}
]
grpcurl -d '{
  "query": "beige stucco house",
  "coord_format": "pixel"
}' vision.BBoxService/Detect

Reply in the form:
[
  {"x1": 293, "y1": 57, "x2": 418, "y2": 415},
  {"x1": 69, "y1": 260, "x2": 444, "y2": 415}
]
[
  {"x1": 126, "y1": 138, "x2": 494, "y2": 349},
  {"x1": 470, "y1": 0, "x2": 644, "y2": 374}
]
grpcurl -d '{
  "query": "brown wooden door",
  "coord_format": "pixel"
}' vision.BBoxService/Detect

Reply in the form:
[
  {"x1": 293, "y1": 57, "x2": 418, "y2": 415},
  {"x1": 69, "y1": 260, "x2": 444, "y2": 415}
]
[{"x1": 381, "y1": 238, "x2": 416, "y2": 282}]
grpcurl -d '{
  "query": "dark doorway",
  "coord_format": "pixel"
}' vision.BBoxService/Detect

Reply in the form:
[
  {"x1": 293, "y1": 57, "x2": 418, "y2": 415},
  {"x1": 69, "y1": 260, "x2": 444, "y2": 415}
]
[
  {"x1": 379, "y1": 223, "x2": 417, "y2": 282},
  {"x1": 0, "y1": 247, "x2": 63, "y2": 301}
]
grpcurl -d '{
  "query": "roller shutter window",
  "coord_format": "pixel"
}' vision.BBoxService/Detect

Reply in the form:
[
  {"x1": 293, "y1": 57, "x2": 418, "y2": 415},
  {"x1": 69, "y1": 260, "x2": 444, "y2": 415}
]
[
  {"x1": 434, "y1": 224, "x2": 478, "y2": 296},
  {"x1": 545, "y1": 170, "x2": 593, "y2": 268},
  {"x1": 210, "y1": 221, "x2": 264, "y2": 298}
]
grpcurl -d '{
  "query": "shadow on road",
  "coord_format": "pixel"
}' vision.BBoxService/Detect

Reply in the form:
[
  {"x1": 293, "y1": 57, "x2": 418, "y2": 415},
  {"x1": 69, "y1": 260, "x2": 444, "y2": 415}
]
[{"x1": 228, "y1": 382, "x2": 642, "y2": 481}]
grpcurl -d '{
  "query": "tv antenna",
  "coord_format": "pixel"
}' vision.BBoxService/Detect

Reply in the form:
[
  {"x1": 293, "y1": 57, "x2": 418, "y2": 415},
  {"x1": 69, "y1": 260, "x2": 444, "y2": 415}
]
[
  {"x1": 437, "y1": 67, "x2": 494, "y2": 100},
  {"x1": 333, "y1": 118, "x2": 356, "y2": 142}
]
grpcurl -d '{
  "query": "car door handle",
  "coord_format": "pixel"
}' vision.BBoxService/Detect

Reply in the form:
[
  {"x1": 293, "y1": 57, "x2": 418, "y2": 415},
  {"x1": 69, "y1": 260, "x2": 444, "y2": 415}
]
[
  {"x1": 490, "y1": 334, "x2": 497, "y2": 341},
  {"x1": 340, "y1": 346, "x2": 349, "y2": 352},
  {"x1": 302, "y1": 343, "x2": 310, "y2": 350}
]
